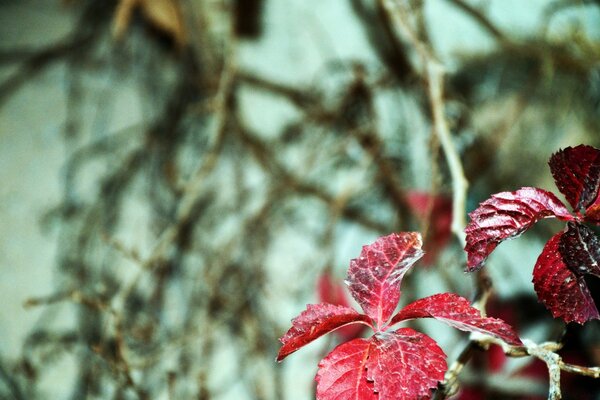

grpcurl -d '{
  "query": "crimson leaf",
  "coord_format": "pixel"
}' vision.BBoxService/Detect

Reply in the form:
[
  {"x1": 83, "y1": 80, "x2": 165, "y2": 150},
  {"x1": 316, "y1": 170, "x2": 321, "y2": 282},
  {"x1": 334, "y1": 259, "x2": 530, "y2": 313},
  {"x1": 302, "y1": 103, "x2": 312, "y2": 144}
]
[
  {"x1": 465, "y1": 187, "x2": 573, "y2": 271},
  {"x1": 346, "y1": 232, "x2": 424, "y2": 327},
  {"x1": 389, "y1": 293, "x2": 522, "y2": 345},
  {"x1": 549, "y1": 145, "x2": 600, "y2": 211},
  {"x1": 533, "y1": 231, "x2": 600, "y2": 324},
  {"x1": 315, "y1": 338, "x2": 376, "y2": 400},
  {"x1": 277, "y1": 303, "x2": 372, "y2": 361},
  {"x1": 560, "y1": 221, "x2": 600, "y2": 278},
  {"x1": 366, "y1": 328, "x2": 447, "y2": 400}
]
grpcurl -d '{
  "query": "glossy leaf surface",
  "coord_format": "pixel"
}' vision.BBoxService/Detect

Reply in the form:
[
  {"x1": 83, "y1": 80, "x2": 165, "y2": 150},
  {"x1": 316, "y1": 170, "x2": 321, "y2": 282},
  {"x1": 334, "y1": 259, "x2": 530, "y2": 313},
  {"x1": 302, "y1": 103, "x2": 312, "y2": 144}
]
[
  {"x1": 279, "y1": 231, "x2": 526, "y2": 398},
  {"x1": 465, "y1": 187, "x2": 573, "y2": 271},
  {"x1": 366, "y1": 329, "x2": 447, "y2": 400},
  {"x1": 315, "y1": 339, "x2": 376, "y2": 400},
  {"x1": 347, "y1": 232, "x2": 424, "y2": 327},
  {"x1": 559, "y1": 222, "x2": 600, "y2": 278},
  {"x1": 389, "y1": 293, "x2": 522, "y2": 345},
  {"x1": 549, "y1": 145, "x2": 600, "y2": 211},
  {"x1": 533, "y1": 232, "x2": 600, "y2": 324},
  {"x1": 277, "y1": 303, "x2": 371, "y2": 361}
]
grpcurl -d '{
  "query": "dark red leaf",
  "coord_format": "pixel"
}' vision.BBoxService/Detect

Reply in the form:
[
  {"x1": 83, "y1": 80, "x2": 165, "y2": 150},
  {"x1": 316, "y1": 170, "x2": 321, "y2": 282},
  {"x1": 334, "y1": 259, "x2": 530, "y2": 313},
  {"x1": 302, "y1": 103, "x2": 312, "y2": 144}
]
[
  {"x1": 465, "y1": 187, "x2": 573, "y2": 271},
  {"x1": 346, "y1": 232, "x2": 424, "y2": 327},
  {"x1": 533, "y1": 232, "x2": 600, "y2": 324},
  {"x1": 366, "y1": 328, "x2": 447, "y2": 400},
  {"x1": 315, "y1": 338, "x2": 376, "y2": 400},
  {"x1": 406, "y1": 191, "x2": 453, "y2": 265},
  {"x1": 317, "y1": 272, "x2": 367, "y2": 341},
  {"x1": 560, "y1": 222, "x2": 600, "y2": 277},
  {"x1": 549, "y1": 145, "x2": 600, "y2": 211},
  {"x1": 277, "y1": 303, "x2": 372, "y2": 361},
  {"x1": 389, "y1": 293, "x2": 522, "y2": 345}
]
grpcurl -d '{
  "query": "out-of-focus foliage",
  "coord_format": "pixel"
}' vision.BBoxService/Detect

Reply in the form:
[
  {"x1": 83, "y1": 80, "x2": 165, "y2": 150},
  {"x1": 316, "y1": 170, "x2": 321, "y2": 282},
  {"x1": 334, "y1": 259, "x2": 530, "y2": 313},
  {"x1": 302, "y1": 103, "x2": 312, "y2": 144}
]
[{"x1": 1, "y1": 0, "x2": 599, "y2": 399}]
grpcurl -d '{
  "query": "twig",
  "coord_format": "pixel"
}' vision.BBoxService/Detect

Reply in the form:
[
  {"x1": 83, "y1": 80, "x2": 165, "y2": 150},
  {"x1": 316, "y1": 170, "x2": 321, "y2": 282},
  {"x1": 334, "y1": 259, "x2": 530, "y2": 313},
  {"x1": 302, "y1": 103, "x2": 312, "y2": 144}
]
[
  {"x1": 426, "y1": 63, "x2": 468, "y2": 246},
  {"x1": 559, "y1": 362, "x2": 600, "y2": 378},
  {"x1": 0, "y1": 359, "x2": 25, "y2": 400},
  {"x1": 144, "y1": 30, "x2": 237, "y2": 267},
  {"x1": 444, "y1": 0, "x2": 511, "y2": 45},
  {"x1": 524, "y1": 339, "x2": 562, "y2": 400},
  {"x1": 379, "y1": 0, "x2": 469, "y2": 246},
  {"x1": 237, "y1": 71, "x2": 315, "y2": 108},
  {"x1": 349, "y1": 0, "x2": 415, "y2": 83},
  {"x1": 433, "y1": 271, "x2": 493, "y2": 399},
  {"x1": 236, "y1": 124, "x2": 389, "y2": 232},
  {"x1": 434, "y1": 341, "x2": 481, "y2": 399},
  {"x1": 469, "y1": 335, "x2": 600, "y2": 400}
]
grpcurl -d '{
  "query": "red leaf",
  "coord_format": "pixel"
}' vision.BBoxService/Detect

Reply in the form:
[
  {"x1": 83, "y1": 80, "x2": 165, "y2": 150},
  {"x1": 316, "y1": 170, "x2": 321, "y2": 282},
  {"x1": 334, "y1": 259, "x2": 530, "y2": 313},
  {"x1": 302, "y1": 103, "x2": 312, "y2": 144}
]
[
  {"x1": 559, "y1": 222, "x2": 600, "y2": 278},
  {"x1": 465, "y1": 187, "x2": 573, "y2": 271},
  {"x1": 406, "y1": 191, "x2": 453, "y2": 265},
  {"x1": 347, "y1": 232, "x2": 424, "y2": 327},
  {"x1": 533, "y1": 231, "x2": 600, "y2": 324},
  {"x1": 315, "y1": 338, "x2": 376, "y2": 400},
  {"x1": 549, "y1": 145, "x2": 600, "y2": 211},
  {"x1": 317, "y1": 272, "x2": 367, "y2": 341},
  {"x1": 277, "y1": 304, "x2": 372, "y2": 361},
  {"x1": 389, "y1": 293, "x2": 522, "y2": 345},
  {"x1": 366, "y1": 328, "x2": 447, "y2": 400}
]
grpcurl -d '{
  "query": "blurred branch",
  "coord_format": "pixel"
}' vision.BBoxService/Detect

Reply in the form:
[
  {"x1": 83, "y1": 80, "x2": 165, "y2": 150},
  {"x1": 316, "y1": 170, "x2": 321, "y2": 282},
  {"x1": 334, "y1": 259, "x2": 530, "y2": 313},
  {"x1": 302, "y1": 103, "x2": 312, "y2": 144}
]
[
  {"x1": 6, "y1": 0, "x2": 600, "y2": 399},
  {"x1": 146, "y1": 36, "x2": 236, "y2": 267},
  {"x1": 236, "y1": 124, "x2": 389, "y2": 233},
  {"x1": 0, "y1": 360, "x2": 24, "y2": 400},
  {"x1": 444, "y1": 0, "x2": 510, "y2": 45},
  {"x1": 453, "y1": 336, "x2": 600, "y2": 400},
  {"x1": 0, "y1": 36, "x2": 92, "y2": 107},
  {"x1": 0, "y1": 1, "x2": 112, "y2": 108},
  {"x1": 380, "y1": 0, "x2": 468, "y2": 246},
  {"x1": 438, "y1": 332, "x2": 600, "y2": 400},
  {"x1": 237, "y1": 71, "x2": 316, "y2": 108},
  {"x1": 350, "y1": 0, "x2": 415, "y2": 83},
  {"x1": 433, "y1": 271, "x2": 493, "y2": 399}
]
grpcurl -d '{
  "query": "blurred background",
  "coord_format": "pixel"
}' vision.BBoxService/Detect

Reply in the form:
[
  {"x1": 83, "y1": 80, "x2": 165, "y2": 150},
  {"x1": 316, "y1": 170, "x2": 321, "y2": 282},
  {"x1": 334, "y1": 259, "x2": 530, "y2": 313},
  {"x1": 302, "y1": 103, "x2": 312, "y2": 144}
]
[{"x1": 1, "y1": 0, "x2": 600, "y2": 399}]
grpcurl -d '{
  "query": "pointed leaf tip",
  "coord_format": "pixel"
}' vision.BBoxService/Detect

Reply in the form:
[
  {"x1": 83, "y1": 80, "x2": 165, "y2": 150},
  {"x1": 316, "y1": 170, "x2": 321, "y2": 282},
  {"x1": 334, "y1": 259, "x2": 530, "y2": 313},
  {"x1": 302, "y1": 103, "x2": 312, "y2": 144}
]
[
  {"x1": 277, "y1": 303, "x2": 371, "y2": 361},
  {"x1": 465, "y1": 187, "x2": 573, "y2": 271},
  {"x1": 390, "y1": 293, "x2": 522, "y2": 345},
  {"x1": 346, "y1": 232, "x2": 424, "y2": 327},
  {"x1": 549, "y1": 145, "x2": 600, "y2": 211}
]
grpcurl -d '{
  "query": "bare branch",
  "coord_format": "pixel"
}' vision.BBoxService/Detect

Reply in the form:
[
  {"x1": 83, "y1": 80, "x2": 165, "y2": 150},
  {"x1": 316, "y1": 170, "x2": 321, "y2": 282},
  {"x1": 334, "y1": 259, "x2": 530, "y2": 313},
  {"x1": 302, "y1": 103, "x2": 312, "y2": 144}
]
[{"x1": 379, "y1": 0, "x2": 468, "y2": 245}]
